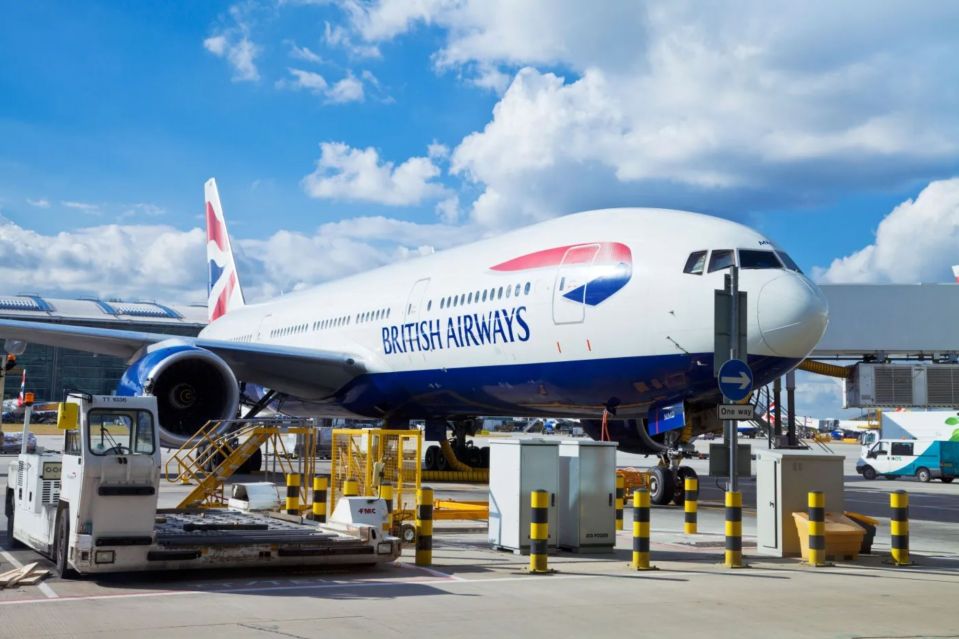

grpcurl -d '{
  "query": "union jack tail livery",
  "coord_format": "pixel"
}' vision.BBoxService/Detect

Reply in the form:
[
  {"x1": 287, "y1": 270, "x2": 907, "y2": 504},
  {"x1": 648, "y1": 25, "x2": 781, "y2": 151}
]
[
  {"x1": 205, "y1": 178, "x2": 245, "y2": 323},
  {"x1": 17, "y1": 368, "x2": 25, "y2": 408}
]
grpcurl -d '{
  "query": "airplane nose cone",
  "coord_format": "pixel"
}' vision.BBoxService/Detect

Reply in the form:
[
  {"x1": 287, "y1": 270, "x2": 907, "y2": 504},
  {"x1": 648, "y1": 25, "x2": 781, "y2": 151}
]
[{"x1": 757, "y1": 274, "x2": 829, "y2": 357}]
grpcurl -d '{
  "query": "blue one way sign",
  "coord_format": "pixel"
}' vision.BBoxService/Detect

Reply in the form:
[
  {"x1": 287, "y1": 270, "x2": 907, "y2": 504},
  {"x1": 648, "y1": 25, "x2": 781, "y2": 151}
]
[{"x1": 718, "y1": 359, "x2": 753, "y2": 402}]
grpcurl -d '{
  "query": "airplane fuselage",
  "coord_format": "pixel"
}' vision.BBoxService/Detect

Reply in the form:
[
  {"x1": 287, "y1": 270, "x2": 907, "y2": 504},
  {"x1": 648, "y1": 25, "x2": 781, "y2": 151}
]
[{"x1": 200, "y1": 208, "x2": 828, "y2": 422}]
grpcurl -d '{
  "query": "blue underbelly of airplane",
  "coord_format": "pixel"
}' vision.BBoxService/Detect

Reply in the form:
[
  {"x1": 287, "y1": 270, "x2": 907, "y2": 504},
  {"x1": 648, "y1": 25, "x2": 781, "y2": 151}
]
[{"x1": 278, "y1": 353, "x2": 799, "y2": 420}]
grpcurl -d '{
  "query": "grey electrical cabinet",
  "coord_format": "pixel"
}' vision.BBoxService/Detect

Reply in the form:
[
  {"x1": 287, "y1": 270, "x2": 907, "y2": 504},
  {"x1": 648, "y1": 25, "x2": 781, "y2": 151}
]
[
  {"x1": 708, "y1": 443, "x2": 752, "y2": 477},
  {"x1": 558, "y1": 440, "x2": 617, "y2": 552},
  {"x1": 488, "y1": 439, "x2": 560, "y2": 553},
  {"x1": 756, "y1": 449, "x2": 845, "y2": 557}
]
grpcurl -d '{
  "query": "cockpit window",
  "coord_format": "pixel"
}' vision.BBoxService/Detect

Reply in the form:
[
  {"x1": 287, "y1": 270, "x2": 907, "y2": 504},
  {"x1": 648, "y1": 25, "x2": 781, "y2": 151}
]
[
  {"x1": 707, "y1": 249, "x2": 735, "y2": 273},
  {"x1": 683, "y1": 250, "x2": 707, "y2": 275},
  {"x1": 738, "y1": 250, "x2": 782, "y2": 270},
  {"x1": 775, "y1": 251, "x2": 803, "y2": 274}
]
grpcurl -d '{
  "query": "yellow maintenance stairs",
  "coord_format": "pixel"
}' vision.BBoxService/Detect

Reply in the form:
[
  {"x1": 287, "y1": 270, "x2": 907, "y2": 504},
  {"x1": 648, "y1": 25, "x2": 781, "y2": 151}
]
[{"x1": 166, "y1": 418, "x2": 319, "y2": 509}]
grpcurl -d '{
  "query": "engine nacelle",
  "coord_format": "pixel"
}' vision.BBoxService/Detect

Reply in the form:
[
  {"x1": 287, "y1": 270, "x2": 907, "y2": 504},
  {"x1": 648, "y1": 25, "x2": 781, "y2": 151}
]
[{"x1": 117, "y1": 344, "x2": 239, "y2": 448}]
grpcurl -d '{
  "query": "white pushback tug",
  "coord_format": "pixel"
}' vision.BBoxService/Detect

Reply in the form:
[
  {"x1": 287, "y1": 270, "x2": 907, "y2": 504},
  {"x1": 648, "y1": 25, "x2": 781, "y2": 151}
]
[{"x1": 4, "y1": 393, "x2": 399, "y2": 577}]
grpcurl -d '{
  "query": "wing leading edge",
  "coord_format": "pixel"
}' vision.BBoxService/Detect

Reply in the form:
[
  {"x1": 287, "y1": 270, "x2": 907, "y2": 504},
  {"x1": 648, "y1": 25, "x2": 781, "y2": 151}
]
[{"x1": 0, "y1": 319, "x2": 367, "y2": 400}]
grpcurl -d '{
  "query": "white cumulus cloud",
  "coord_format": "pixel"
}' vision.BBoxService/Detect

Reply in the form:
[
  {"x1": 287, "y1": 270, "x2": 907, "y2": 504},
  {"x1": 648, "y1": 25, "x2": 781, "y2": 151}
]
[
  {"x1": 277, "y1": 68, "x2": 366, "y2": 103},
  {"x1": 0, "y1": 214, "x2": 472, "y2": 304},
  {"x1": 326, "y1": 73, "x2": 365, "y2": 103},
  {"x1": 26, "y1": 198, "x2": 50, "y2": 208},
  {"x1": 331, "y1": 1, "x2": 959, "y2": 229},
  {"x1": 816, "y1": 177, "x2": 959, "y2": 284},
  {"x1": 204, "y1": 34, "x2": 260, "y2": 82},
  {"x1": 301, "y1": 142, "x2": 449, "y2": 206}
]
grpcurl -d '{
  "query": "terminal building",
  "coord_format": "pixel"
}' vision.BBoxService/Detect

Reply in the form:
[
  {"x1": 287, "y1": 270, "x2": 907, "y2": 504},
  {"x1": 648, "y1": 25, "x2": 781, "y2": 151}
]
[{"x1": 0, "y1": 294, "x2": 206, "y2": 403}]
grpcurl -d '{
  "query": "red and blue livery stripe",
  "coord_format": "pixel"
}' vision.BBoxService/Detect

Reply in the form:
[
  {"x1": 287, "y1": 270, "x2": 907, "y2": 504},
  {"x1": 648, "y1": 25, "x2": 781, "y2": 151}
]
[{"x1": 491, "y1": 242, "x2": 632, "y2": 306}]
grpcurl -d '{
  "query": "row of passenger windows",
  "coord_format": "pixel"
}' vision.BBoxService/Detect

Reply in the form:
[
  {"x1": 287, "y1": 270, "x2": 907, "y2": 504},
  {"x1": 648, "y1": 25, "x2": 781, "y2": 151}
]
[
  {"x1": 271, "y1": 315, "x2": 351, "y2": 338},
  {"x1": 683, "y1": 249, "x2": 803, "y2": 275},
  {"x1": 262, "y1": 281, "x2": 536, "y2": 342},
  {"x1": 312, "y1": 316, "x2": 351, "y2": 331},
  {"x1": 429, "y1": 282, "x2": 533, "y2": 312},
  {"x1": 229, "y1": 334, "x2": 254, "y2": 343},
  {"x1": 356, "y1": 308, "x2": 390, "y2": 324}
]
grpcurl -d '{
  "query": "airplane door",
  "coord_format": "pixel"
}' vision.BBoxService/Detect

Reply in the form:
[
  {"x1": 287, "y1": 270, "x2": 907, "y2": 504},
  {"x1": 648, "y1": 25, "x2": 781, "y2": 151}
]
[
  {"x1": 552, "y1": 244, "x2": 599, "y2": 324},
  {"x1": 404, "y1": 278, "x2": 431, "y2": 361},
  {"x1": 256, "y1": 314, "x2": 272, "y2": 341}
]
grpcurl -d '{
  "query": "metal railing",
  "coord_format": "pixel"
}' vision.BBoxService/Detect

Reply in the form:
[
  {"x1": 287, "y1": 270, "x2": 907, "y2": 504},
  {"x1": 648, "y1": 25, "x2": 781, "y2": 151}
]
[{"x1": 165, "y1": 417, "x2": 318, "y2": 509}]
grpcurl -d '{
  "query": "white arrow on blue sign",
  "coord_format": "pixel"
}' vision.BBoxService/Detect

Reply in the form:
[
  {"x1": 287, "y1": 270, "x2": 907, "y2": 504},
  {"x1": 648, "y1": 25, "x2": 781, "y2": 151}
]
[{"x1": 718, "y1": 358, "x2": 753, "y2": 402}]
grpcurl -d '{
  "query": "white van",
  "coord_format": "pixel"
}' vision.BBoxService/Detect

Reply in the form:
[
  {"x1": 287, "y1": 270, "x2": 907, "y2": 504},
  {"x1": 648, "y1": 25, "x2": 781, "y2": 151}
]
[{"x1": 857, "y1": 438, "x2": 958, "y2": 483}]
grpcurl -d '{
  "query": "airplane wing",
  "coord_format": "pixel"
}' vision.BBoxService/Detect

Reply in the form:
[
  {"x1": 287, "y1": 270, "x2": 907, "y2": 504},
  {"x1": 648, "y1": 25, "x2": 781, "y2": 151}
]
[{"x1": 0, "y1": 319, "x2": 367, "y2": 399}]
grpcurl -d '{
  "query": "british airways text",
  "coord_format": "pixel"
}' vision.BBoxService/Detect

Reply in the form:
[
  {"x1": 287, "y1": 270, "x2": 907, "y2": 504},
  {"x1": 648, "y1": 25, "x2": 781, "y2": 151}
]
[{"x1": 382, "y1": 306, "x2": 530, "y2": 355}]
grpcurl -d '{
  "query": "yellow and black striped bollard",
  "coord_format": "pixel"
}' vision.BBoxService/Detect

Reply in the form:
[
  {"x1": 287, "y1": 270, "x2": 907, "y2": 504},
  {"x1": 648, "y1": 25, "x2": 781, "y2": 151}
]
[
  {"x1": 615, "y1": 474, "x2": 625, "y2": 531},
  {"x1": 311, "y1": 475, "x2": 328, "y2": 523},
  {"x1": 415, "y1": 487, "x2": 433, "y2": 567},
  {"x1": 807, "y1": 491, "x2": 829, "y2": 566},
  {"x1": 529, "y1": 489, "x2": 551, "y2": 574},
  {"x1": 285, "y1": 473, "x2": 301, "y2": 516},
  {"x1": 631, "y1": 488, "x2": 657, "y2": 570},
  {"x1": 684, "y1": 477, "x2": 698, "y2": 535},
  {"x1": 379, "y1": 482, "x2": 394, "y2": 534},
  {"x1": 343, "y1": 478, "x2": 359, "y2": 497},
  {"x1": 890, "y1": 490, "x2": 911, "y2": 566},
  {"x1": 724, "y1": 491, "x2": 744, "y2": 568}
]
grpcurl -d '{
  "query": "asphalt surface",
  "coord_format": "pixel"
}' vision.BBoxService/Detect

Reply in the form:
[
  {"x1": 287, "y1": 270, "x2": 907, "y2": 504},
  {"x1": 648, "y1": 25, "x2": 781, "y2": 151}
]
[{"x1": 2, "y1": 434, "x2": 958, "y2": 638}]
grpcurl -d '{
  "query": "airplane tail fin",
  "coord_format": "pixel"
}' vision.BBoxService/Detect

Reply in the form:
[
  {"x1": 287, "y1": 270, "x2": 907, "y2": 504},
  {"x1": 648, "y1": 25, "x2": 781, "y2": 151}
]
[
  {"x1": 205, "y1": 178, "x2": 245, "y2": 322},
  {"x1": 953, "y1": 265, "x2": 959, "y2": 283}
]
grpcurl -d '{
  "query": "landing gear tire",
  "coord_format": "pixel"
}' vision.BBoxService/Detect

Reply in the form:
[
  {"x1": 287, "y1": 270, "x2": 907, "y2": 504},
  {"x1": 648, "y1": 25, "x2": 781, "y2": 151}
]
[
  {"x1": 861, "y1": 465, "x2": 876, "y2": 481},
  {"x1": 5, "y1": 490, "x2": 22, "y2": 549},
  {"x1": 237, "y1": 447, "x2": 262, "y2": 474},
  {"x1": 424, "y1": 446, "x2": 439, "y2": 471},
  {"x1": 55, "y1": 510, "x2": 79, "y2": 580},
  {"x1": 916, "y1": 467, "x2": 931, "y2": 483},
  {"x1": 673, "y1": 467, "x2": 698, "y2": 506},
  {"x1": 649, "y1": 466, "x2": 674, "y2": 506}
]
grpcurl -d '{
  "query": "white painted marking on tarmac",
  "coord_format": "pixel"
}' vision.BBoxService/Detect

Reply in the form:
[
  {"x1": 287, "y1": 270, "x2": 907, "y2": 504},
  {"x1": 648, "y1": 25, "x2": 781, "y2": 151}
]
[
  {"x1": 395, "y1": 562, "x2": 465, "y2": 581},
  {"x1": 0, "y1": 549, "x2": 59, "y2": 599},
  {"x1": 0, "y1": 572, "x2": 601, "y2": 606}
]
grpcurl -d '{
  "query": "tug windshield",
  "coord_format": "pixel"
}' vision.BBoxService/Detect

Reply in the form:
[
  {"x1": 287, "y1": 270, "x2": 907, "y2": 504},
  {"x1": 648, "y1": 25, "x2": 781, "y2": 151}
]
[{"x1": 86, "y1": 410, "x2": 156, "y2": 455}]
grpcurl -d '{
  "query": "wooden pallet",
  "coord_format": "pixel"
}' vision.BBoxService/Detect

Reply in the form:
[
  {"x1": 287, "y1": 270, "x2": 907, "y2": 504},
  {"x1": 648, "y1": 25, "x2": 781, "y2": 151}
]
[{"x1": 0, "y1": 562, "x2": 50, "y2": 589}]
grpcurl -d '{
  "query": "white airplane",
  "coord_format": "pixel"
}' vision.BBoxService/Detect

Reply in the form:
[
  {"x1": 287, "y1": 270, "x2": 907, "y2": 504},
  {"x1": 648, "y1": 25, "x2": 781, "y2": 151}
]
[{"x1": 0, "y1": 179, "x2": 828, "y2": 498}]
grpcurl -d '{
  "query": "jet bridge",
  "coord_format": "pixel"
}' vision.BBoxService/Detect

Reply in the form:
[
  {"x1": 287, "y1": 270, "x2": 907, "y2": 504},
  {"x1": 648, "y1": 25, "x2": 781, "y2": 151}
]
[
  {"x1": 812, "y1": 284, "x2": 959, "y2": 360},
  {"x1": 802, "y1": 284, "x2": 959, "y2": 410}
]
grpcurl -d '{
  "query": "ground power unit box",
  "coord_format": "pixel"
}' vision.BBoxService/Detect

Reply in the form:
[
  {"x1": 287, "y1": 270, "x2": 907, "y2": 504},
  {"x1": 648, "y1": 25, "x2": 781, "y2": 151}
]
[
  {"x1": 756, "y1": 449, "x2": 845, "y2": 557},
  {"x1": 488, "y1": 439, "x2": 560, "y2": 553},
  {"x1": 558, "y1": 440, "x2": 617, "y2": 552}
]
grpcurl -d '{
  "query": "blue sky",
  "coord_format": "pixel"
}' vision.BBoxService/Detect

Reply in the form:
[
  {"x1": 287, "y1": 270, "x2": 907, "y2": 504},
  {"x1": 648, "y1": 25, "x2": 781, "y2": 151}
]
[{"x1": 1, "y1": 2, "x2": 959, "y2": 415}]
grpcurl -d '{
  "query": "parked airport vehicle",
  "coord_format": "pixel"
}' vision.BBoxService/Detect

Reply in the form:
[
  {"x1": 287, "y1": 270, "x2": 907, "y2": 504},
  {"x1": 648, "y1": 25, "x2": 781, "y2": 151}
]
[
  {"x1": 0, "y1": 179, "x2": 828, "y2": 503},
  {"x1": 861, "y1": 411, "x2": 959, "y2": 452},
  {"x1": 857, "y1": 438, "x2": 959, "y2": 482},
  {"x1": 4, "y1": 394, "x2": 399, "y2": 576}
]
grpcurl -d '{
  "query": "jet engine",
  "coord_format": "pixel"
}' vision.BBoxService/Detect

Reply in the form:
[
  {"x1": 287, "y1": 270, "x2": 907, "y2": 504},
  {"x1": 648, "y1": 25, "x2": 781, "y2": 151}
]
[{"x1": 117, "y1": 344, "x2": 239, "y2": 448}]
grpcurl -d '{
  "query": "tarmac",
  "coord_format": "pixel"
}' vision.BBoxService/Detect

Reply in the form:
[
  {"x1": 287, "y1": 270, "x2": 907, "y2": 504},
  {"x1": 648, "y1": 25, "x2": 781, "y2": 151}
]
[{"x1": 2, "y1": 436, "x2": 958, "y2": 638}]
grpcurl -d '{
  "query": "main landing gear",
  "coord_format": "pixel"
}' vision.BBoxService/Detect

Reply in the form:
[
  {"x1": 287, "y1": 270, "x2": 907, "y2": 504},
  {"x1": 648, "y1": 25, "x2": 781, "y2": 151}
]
[
  {"x1": 423, "y1": 419, "x2": 490, "y2": 471},
  {"x1": 648, "y1": 452, "x2": 698, "y2": 507}
]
